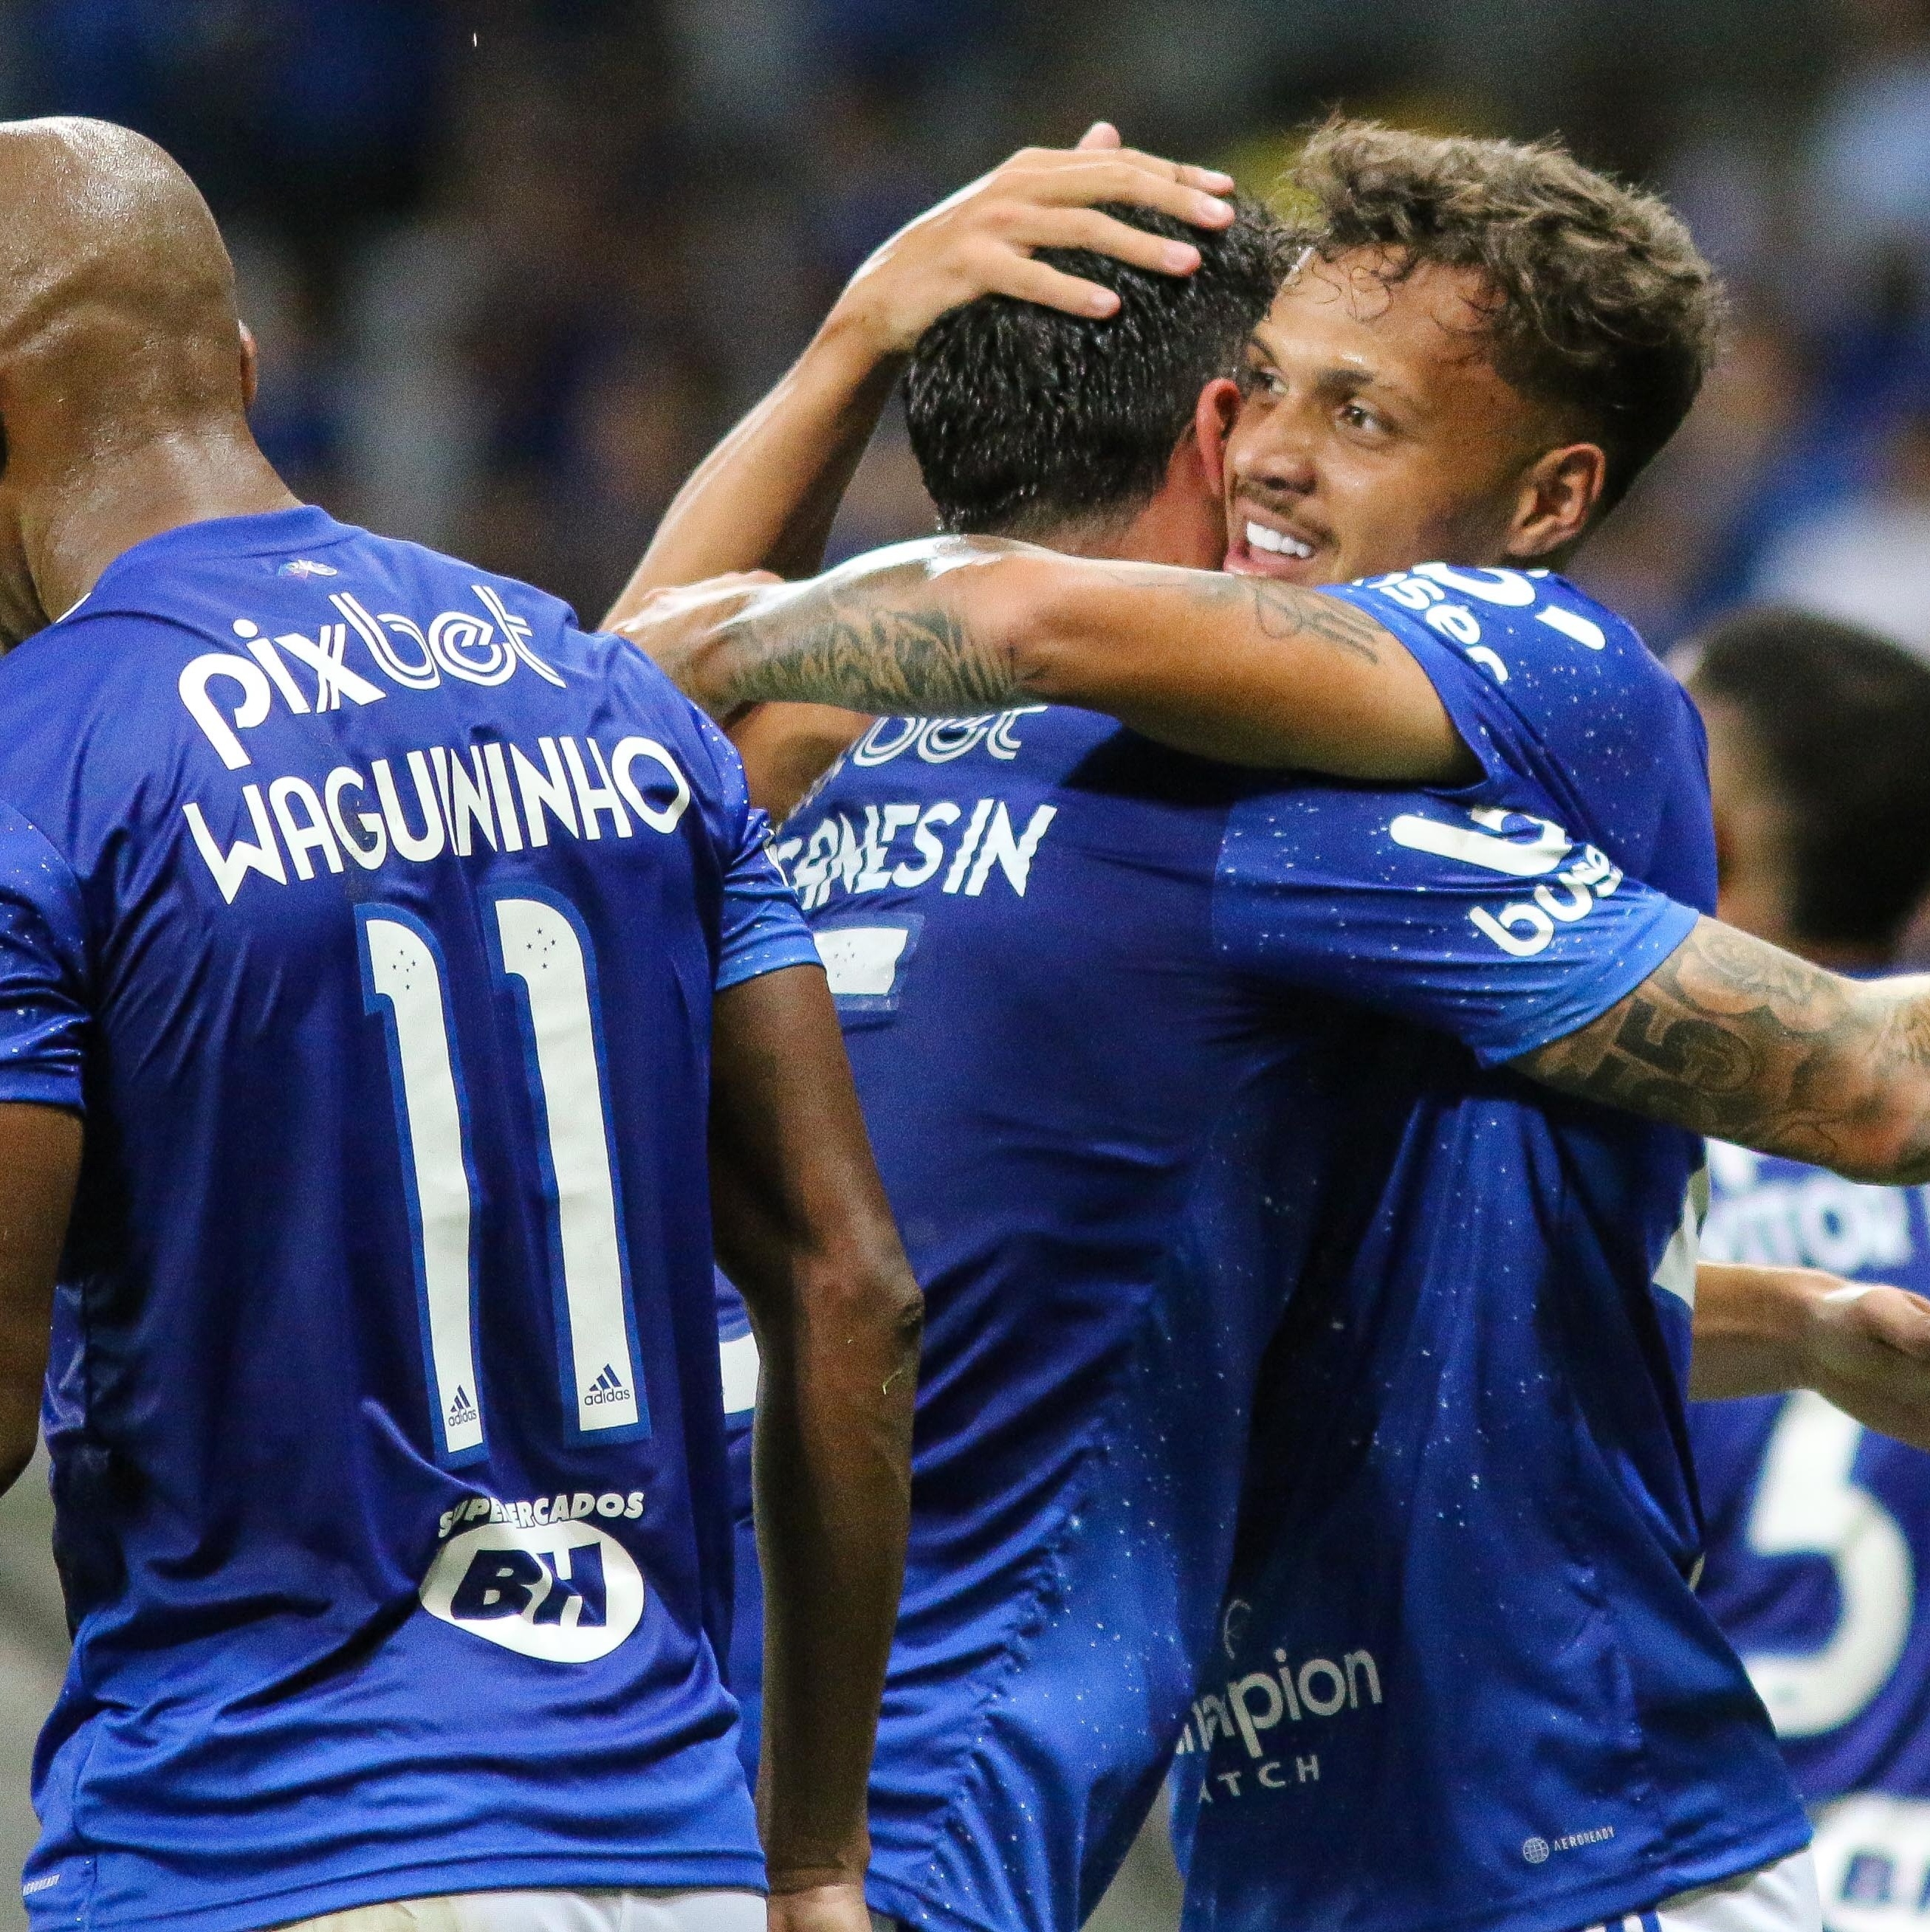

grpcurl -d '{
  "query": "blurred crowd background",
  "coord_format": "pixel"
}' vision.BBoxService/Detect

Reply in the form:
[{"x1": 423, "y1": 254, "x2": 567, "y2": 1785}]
[
  {"x1": 0, "y1": 0, "x2": 1927, "y2": 1927},
  {"x1": 0, "y1": 0, "x2": 1924, "y2": 650}
]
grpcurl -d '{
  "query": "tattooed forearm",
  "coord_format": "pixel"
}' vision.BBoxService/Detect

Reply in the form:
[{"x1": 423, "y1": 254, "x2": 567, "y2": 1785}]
[
  {"x1": 1516, "y1": 916, "x2": 1930, "y2": 1183},
  {"x1": 716, "y1": 570, "x2": 1024, "y2": 715}
]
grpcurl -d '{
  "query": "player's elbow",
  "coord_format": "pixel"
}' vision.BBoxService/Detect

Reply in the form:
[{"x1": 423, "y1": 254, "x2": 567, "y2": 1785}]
[{"x1": 968, "y1": 554, "x2": 1099, "y2": 705}]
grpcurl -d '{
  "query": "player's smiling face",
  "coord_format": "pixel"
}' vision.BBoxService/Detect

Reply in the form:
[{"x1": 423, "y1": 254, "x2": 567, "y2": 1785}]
[{"x1": 1218, "y1": 250, "x2": 1565, "y2": 588}]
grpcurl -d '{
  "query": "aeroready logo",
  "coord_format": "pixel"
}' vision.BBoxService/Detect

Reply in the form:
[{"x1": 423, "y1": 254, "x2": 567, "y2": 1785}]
[
  {"x1": 422, "y1": 1518, "x2": 644, "y2": 1663},
  {"x1": 1387, "y1": 805, "x2": 1624, "y2": 959}
]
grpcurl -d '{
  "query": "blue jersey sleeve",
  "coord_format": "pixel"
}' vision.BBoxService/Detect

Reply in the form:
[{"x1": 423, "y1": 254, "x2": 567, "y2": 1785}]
[
  {"x1": 0, "y1": 802, "x2": 89, "y2": 1109},
  {"x1": 1321, "y1": 567, "x2": 1714, "y2": 915},
  {"x1": 1213, "y1": 786, "x2": 1698, "y2": 1066},
  {"x1": 702, "y1": 722, "x2": 821, "y2": 994}
]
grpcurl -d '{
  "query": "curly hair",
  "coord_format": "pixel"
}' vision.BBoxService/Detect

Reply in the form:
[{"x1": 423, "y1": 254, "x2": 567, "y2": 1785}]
[{"x1": 1285, "y1": 120, "x2": 1725, "y2": 511}]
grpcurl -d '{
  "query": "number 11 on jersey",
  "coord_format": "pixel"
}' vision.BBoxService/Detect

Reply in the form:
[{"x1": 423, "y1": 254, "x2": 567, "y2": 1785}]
[{"x1": 360, "y1": 894, "x2": 650, "y2": 1466}]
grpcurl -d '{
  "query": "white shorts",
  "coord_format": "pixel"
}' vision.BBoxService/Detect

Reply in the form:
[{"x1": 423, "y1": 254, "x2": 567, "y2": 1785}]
[
  {"x1": 1806, "y1": 1792, "x2": 1930, "y2": 1932},
  {"x1": 276, "y1": 1888, "x2": 766, "y2": 1932},
  {"x1": 1584, "y1": 1850, "x2": 1821, "y2": 1932}
]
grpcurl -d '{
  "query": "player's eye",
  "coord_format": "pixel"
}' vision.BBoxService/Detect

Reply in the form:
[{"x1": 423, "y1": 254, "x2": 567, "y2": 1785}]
[
  {"x1": 1248, "y1": 365, "x2": 1287, "y2": 399},
  {"x1": 1340, "y1": 400, "x2": 1386, "y2": 434}
]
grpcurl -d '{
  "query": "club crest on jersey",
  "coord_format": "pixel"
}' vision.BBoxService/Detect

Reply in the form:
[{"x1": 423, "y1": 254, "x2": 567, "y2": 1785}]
[{"x1": 422, "y1": 1517, "x2": 644, "y2": 1663}]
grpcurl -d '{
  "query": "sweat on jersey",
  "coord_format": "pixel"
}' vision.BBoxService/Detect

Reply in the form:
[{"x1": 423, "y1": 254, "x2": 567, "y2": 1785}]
[
  {"x1": 1170, "y1": 567, "x2": 1807, "y2": 1932},
  {"x1": 720, "y1": 562, "x2": 1805, "y2": 1932},
  {"x1": 0, "y1": 506, "x2": 820, "y2": 1932},
  {"x1": 1691, "y1": 1129, "x2": 1930, "y2": 1932}
]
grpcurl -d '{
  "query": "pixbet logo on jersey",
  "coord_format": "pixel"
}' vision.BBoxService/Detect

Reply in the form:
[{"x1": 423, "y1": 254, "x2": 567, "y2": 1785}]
[
  {"x1": 1387, "y1": 805, "x2": 1624, "y2": 959},
  {"x1": 422, "y1": 1506, "x2": 645, "y2": 1663}
]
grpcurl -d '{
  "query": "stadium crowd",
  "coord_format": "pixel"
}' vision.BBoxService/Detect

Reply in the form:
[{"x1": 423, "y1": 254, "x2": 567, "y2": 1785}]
[{"x1": 3, "y1": 6, "x2": 1930, "y2": 1932}]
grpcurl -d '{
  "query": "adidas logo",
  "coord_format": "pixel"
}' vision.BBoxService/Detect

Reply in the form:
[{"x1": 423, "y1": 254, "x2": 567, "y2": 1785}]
[
  {"x1": 585, "y1": 1363, "x2": 631, "y2": 1409},
  {"x1": 447, "y1": 1385, "x2": 477, "y2": 1424}
]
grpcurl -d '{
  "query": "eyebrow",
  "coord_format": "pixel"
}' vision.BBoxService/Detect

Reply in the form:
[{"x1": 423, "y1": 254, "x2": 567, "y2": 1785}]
[{"x1": 1246, "y1": 334, "x2": 1425, "y2": 416}]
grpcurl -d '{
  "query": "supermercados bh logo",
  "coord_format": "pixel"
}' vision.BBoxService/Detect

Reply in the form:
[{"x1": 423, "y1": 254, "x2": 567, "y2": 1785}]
[
  {"x1": 1387, "y1": 805, "x2": 1623, "y2": 960},
  {"x1": 420, "y1": 1491, "x2": 645, "y2": 1663}
]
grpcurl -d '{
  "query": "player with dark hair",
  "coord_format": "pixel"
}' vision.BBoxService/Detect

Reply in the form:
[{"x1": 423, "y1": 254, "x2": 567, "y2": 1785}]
[
  {"x1": 0, "y1": 117, "x2": 923, "y2": 1932},
  {"x1": 1680, "y1": 609, "x2": 1930, "y2": 1932},
  {"x1": 622, "y1": 126, "x2": 1930, "y2": 1932},
  {"x1": 1684, "y1": 608, "x2": 1930, "y2": 966}
]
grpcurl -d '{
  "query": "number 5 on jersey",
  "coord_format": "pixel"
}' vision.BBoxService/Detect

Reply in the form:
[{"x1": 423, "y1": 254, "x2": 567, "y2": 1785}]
[{"x1": 359, "y1": 895, "x2": 649, "y2": 1465}]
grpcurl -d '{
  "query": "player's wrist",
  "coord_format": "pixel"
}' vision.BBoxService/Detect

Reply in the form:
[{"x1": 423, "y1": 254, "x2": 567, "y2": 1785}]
[
  {"x1": 814, "y1": 292, "x2": 917, "y2": 384},
  {"x1": 1689, "y1": 1259, "x2": 1838, "y2": 1399}
]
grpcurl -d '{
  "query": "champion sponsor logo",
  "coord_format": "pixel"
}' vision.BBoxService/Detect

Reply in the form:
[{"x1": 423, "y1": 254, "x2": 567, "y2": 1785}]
[
  {"x1": 1179, "y1": 1633, "x2": 1384, "y2": 1803},
  {"x1": 585, "y1": 1362, "x2": 629, "y2": 1407},
  {"x1": 278, "y1": 557, "x2": 340, "y2": 578}
]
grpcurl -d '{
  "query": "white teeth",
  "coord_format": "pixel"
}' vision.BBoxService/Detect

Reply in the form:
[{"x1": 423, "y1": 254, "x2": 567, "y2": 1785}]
[{"x1": 1246, "y1": 520, "x2": 1313, "y2": 559}]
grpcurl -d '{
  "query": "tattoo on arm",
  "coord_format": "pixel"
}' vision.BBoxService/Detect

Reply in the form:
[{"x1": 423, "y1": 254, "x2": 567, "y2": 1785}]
[
  {"x1": 719, "y1": 571, "x2": 1023, "y2": 716},
  {"x1": 709, "y1": 551, "x2": 1390, "y2": 718},
  {"x1": 1517, "y1": 917, "x2": 1930, "y2": 1182}
]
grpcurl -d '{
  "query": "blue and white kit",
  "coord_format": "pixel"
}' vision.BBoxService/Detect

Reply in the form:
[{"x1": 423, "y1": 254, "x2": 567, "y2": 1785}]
[
  {"x1": 718, "y1": 563, "x2": 1804, "y2": 1932},
  {"x1": 1692, "y1": 1120, "x2": 1930, "y2": 1932},
  {"x1": 0, "y1": 506, "x2": 819, "y2": 1931}
]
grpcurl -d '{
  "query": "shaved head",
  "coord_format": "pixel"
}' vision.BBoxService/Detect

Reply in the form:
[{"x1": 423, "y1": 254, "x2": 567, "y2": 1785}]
[
  {"x1": 0, "y1": 117, "x2": 289, "y2": 647},
  {"x1": 0, "y1": 118, "x2": 245, "y2": 458}
]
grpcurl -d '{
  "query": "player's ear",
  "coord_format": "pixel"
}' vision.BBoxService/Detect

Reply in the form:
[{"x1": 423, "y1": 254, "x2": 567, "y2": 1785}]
[
  {"x1": 1192, "y1": 378, "x2": 1242, "y2": 500},
  {"x1": 238, "y1": 321, "x2": 260, "y2": 414},
  {"x1": 1503, "y1": 441, "x2": 1606, "y2": 561}
]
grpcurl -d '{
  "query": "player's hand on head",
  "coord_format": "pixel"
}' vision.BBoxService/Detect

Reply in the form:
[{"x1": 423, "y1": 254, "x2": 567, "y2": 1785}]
[
  {"x1": 608, "y1": 571, "x2": 778, "y2": 722},
  {"x1": 763, "y1": 1880, "x2": 875, "y2": 1932},
  {"x1": 827, "y1": 131, "x2": 1237, "y2": 356},
  {"x1": 1806, "y1": 1278, "x2": 1930, "y2": 1451}
]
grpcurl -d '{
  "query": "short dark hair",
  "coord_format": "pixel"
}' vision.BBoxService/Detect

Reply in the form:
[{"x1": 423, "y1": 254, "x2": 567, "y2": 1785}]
[
  {"x1": 1688, "y1": 607, "x2": 1930, "y2": 952},
  {"x1": 904, "y1": 196, "x2": 1290, "y2": 537},
  {"x1": 1286, "y1": 120, "x2": 1724, "y2": 514}
]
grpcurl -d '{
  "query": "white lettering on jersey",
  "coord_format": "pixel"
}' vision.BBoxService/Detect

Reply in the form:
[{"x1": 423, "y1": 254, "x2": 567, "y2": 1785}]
[
  {"x1": 786, "y1": 798, "x2": 1057, "y2": 911},
  {"x1": 1741, "y1": 1391, "x2": 1912, "y2": 1736},
  {"x1": 181, "y1": 583, "x2": 565, "y2": 769},
  {"x1": 849, "y1": 707, "x2": 1047, "y2": 768},
  {"x1": 1386, "y1": 805, "x2": 1624, "y2": 958},
  {"x1": 1702, "y1": 1141, "x2": 1914, "y2": 1274},
  {"x1": 1174, "y1": 1642, "x2": 1384, "y2": 1767},
  {"x1": 180, "y1": 734, "x2": 693, "y2": 904}
]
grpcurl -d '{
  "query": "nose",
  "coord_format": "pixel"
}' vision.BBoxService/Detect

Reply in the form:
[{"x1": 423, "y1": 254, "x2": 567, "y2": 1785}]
[{"x1": 1234, "y1": 410, "x2": 1319, "y2": 501}]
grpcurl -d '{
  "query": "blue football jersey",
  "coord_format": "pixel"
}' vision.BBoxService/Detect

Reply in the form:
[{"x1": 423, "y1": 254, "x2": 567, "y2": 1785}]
[
  {"x1": 0, "y1": 506, "x2": 818, "y2": 1932},
  {"x1": 1692, "y1": 1129, "x2": 1930, "y2": 1932},
  {"x1": 1170, "y1": 567, "x2": 1810, "y2": 1932},
  {"x1": 721, "y1": 565, "x2": 1765, "y2": 1932}
]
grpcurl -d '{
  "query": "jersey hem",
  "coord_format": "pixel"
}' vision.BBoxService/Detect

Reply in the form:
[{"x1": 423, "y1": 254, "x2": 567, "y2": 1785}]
[
  {"x1": 1186, "y1": 1813, "x2": 1813, "y2": 1932},
  {"x1": 715, "y1": 935, "x2": 824, "y2": 994},
  {"x1": 30, "y1": 1850, "x2": 769, "y2": 1932},
  {"x1": 1468, "y1": 896, "x2": 1699, "y2": 1068},
  {"x1": 866, "y1": 1869, "x2": 1009, "y2": 1932}
]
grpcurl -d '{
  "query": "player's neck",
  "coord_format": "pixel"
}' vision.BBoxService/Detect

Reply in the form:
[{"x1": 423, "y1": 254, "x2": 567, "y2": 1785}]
[
  {"x1": 1023, "y1": 490, "x2": 1224, "y2": 571},
  {"x1": 16, "y1": 427, "x2": 300, "y2": 633}
]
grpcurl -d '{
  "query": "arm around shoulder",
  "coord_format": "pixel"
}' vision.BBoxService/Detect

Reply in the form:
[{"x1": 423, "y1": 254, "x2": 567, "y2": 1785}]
[{"x1": 1516, "y1": 916, "x2": 1930, "y2": 1185}]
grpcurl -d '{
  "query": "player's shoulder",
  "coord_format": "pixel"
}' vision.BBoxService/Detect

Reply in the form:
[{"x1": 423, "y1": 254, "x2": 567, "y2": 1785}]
[{"x1": 1336, "y1": 563, "x2": 1665, "y2": 697}]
